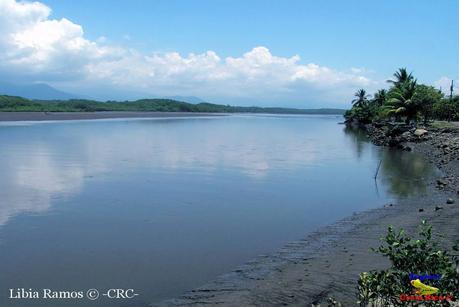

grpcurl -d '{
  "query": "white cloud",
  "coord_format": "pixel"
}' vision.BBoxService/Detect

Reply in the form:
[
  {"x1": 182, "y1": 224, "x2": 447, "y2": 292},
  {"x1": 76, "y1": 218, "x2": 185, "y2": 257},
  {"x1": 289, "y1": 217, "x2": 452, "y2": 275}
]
[
  {"x1": 0, "y1": 0, "x2": 376, "y2": 106},
  {"x1": 0, "y1": 0, "x2": 122, "y2": 80},
  {"x1": 434, "y1": 76, "x2": 458, "y2": 96}
]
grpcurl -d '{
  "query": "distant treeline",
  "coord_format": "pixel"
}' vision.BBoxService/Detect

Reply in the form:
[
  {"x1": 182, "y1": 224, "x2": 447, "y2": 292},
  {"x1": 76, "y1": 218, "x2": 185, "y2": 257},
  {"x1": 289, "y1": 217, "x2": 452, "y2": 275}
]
[{"x1": 0, "y1": 95, "x2": 345, "y2": 115}]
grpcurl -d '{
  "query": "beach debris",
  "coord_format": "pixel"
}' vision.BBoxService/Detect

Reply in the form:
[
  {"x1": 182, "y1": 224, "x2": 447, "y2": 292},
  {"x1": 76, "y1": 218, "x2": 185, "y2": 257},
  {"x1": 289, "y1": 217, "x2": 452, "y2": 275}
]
[
  {"x1": 446, "y1": 198, "x2": 455, "y2": 204},
  {"x1": 435, "y1": 205, "x2": 443, "y2": 211},
  {"x1": 374, "y1": 160, "x2": 382, "y2": 179}
]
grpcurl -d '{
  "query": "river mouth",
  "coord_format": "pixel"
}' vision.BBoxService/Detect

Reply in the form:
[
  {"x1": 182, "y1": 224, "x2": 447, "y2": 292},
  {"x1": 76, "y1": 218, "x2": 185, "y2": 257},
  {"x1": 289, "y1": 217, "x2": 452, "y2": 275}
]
[{"x1": 0, "y1": 115, "x2": 437, "y2": 306}]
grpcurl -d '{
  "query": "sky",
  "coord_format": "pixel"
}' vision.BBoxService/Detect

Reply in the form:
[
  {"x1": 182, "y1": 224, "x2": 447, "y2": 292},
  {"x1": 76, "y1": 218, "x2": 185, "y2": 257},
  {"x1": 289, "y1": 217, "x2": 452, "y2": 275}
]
[{"x1": 0, "y1": 0, "x2": 458, "y2": 107}]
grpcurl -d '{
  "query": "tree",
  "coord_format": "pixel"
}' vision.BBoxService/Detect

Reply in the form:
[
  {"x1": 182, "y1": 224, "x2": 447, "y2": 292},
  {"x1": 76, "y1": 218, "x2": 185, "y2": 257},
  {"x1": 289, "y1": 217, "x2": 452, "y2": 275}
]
[
  {"x1": 412, "y1": 85, "x2": 443, "y2": 124},
  {"x1": 352, "y1": 89, "x2": 371, "y2": 108},
  {"x1": 433, "y1": 96, "x2": 459, "y2": 121},
  {"x1": 372, "y1": 89, "x2": 387, "y2": 106},
  {"x1": 344, "y1": 89, "x2": 376, "y2": 124},
  {"x1": 346, "y1": 68, "x2": 456, "y2": 125},
  {"x1": 387, "y1": 68, "x2": 414, "y2": 88},
  {"x1": 385, "y1": 79, "x2": 418, "y2": 123}
]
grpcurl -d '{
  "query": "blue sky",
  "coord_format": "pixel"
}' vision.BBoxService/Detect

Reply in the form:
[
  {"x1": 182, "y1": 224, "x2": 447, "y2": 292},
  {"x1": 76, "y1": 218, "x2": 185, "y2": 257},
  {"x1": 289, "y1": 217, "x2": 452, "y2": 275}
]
[{"x1": 1, "y1": 0, "x2": 458, "y2": 107}]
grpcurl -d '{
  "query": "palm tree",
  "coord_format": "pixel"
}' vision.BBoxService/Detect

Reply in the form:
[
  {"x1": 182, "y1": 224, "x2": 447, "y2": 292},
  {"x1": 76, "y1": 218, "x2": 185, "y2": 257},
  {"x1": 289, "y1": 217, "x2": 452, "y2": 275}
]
[
  {"x1": 385, "y1": 79, "x2": 418, "y2": 122},
  {"x1": 352, "y1": 89, "x2": 370, "y2": 108},
  {"x1": 387, "y1": 68, "x2": 414, "y2": 87},
  {"x1": 372, "y1": 89, "x2": 387, "y2": 106}
]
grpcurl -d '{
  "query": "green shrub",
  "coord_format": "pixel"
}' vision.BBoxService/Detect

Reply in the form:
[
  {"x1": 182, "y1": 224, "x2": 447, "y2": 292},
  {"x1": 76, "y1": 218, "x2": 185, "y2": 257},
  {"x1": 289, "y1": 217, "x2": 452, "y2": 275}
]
[{"x1": 358, "y1": 221, "x2": 459, "y2": 306}]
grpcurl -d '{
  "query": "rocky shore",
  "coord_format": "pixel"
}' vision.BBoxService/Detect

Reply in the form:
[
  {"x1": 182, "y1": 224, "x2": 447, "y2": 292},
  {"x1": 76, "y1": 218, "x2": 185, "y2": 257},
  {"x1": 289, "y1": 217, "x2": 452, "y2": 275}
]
[
  {"x1": 157, "y1": 122, "x2": 459, "y2": 307},
  {"x1": 366, "y1": 122, "x2": 459, "y2": 192}
]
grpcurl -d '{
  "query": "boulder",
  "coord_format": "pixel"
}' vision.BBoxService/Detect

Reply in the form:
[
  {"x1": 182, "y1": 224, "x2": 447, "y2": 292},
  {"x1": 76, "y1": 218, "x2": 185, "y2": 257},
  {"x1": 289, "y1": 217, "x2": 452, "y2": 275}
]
[
  {"x1": 414, "y1": 128, "x2": 428, "y2": 137},
  {"x1": 446, "y1": 198, "x2": 455, "y2": 204}
]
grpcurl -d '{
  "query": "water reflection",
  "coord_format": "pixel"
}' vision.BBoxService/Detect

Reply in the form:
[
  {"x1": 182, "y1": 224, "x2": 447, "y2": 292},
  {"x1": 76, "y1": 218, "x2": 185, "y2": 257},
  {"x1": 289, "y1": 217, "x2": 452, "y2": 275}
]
[
  {"x1": 343, "y1": 125, "x2": 368, "y2": 160},
  {"x1": 343, "y1": 126, "x2": 437, "y2": 198},
  {"x1": 378, "y1": 149, "x2": 437, "y2": 197},
  {"x1": 0, "y1": 119, "x2": 437, "y2": 228},
  {"x1": 0, "y1": 117, "x2": 323, "y2": 227},
  {"x1": 0, "y1": 146, "x2": 84, "y2": 226}
]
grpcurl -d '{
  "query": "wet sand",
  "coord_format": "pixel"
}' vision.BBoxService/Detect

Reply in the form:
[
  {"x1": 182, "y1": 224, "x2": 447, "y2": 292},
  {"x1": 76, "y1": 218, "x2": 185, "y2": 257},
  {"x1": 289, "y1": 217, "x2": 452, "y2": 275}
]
[
  {"x1": 158, "y1": 128, "x2": 459, "y2": 306},
  {"x1": 0, "y1": 111, "x2": 226, "y2": 122}
]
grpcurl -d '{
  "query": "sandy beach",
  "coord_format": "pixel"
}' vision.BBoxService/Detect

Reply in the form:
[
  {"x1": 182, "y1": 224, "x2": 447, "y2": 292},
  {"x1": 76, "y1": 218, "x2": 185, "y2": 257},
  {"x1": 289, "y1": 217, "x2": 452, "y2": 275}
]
[
  {"x1": 0, "y1": 111, "x2": 227, "y2": 122},
  {"x1": 159, "y1": 127, "x2": 459, "y2": 306}
]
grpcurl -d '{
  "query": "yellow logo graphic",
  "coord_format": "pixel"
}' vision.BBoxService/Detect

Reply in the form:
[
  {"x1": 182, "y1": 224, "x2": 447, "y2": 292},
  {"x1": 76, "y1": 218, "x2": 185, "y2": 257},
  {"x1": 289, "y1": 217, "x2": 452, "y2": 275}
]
[{"x1": 410, "y1": 279, "x2": 439, "y2": 295}]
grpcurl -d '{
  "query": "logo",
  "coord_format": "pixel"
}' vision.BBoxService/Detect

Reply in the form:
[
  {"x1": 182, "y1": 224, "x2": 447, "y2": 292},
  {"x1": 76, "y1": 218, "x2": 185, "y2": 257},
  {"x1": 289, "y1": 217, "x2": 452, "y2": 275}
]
[
  {"x1": 410, "y1": 279, "x2": 438, "y2": 295},
  {"x1": 399, "y1": 273, "x2": 454, "y2": 302}
]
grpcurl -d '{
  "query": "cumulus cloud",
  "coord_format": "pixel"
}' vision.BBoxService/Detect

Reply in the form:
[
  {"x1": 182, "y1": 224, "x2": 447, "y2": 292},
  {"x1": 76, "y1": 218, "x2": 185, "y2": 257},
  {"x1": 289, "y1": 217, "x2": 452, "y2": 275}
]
[
  {"x1": 0, "y1": 0, "x2": 122, "y2": 80},
  {"x1": 0, "y1": 0, "x2": 376, "y2": 106}
]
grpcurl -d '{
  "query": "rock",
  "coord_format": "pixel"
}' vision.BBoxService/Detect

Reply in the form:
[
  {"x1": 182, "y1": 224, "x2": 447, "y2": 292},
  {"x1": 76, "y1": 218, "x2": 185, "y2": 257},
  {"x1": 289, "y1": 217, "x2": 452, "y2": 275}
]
[
  {"x1": 400, "y1": 131, "x2": 412, "y2": 142},
  {"x1": 446, "y1": 198, "x2": 455, "y2": 204},
  {"x1": 401, "y1": 131, "x2": 411, "y2": 138},
  {"x1": 435, "y1": 205, "x2": 443, "y2": 211},
  {"x1": 414, "y1": 128, "x2": 428, "y2": 137},
  {"x1": 419, "y1": 208, "x2": 424, "y2": 212},
  {"x1": 437, "y1": 179, "x2": 448, "y2": 186}
]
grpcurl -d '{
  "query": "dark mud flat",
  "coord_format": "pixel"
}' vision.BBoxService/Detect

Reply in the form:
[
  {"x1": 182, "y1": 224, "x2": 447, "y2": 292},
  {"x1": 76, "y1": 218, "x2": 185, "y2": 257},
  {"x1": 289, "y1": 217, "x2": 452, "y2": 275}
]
[
  {"x1": 0, "y1": 111, "x2": 226, "y2": 121},
  {"x1": 158, "y1": 128, "x2": 459, "y2": 306}
]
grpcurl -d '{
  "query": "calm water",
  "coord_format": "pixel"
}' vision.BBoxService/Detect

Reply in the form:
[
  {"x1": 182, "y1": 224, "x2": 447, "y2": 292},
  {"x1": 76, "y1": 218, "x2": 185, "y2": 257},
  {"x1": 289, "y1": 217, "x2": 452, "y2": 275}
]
[{"x1": 0, "y1": 115, "x2": 436, "y2": 306}]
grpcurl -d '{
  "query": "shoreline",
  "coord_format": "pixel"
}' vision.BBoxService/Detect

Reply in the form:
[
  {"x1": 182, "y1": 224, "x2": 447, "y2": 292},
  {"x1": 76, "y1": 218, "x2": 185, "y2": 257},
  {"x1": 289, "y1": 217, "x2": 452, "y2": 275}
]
[
  {"x1": 0, "y1": 111, "x2": 228, "y2": 122},
  {"x1": 158, "y1": 125, "x2": 459, "y2": 306}
]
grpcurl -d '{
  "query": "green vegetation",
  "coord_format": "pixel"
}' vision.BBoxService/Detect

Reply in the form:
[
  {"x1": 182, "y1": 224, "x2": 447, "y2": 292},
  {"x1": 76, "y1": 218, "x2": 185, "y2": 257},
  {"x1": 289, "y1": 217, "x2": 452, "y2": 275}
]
[
  {"x1": 358, "y1": 221, "x2": 459, "y2": 306},
  {"x1": 345, "y1": 68, "x2": 459, "y2": 125},
  {"x1": 0, "y1": 95, "x2": 345, "y2": 115},
  {"x1": 431, "y1": 121, "x2": 459, "y2": 130}
]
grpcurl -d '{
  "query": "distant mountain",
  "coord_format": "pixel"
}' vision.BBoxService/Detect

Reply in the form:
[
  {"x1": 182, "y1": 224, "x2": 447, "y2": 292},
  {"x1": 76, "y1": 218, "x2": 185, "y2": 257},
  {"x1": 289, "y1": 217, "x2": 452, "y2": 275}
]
[
  {"x1": 0, "y1": 82, "x2": 79, "y2": 100},
  {"x1": 162, "y1": 96, "x2": 204, "y2": 103}
]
